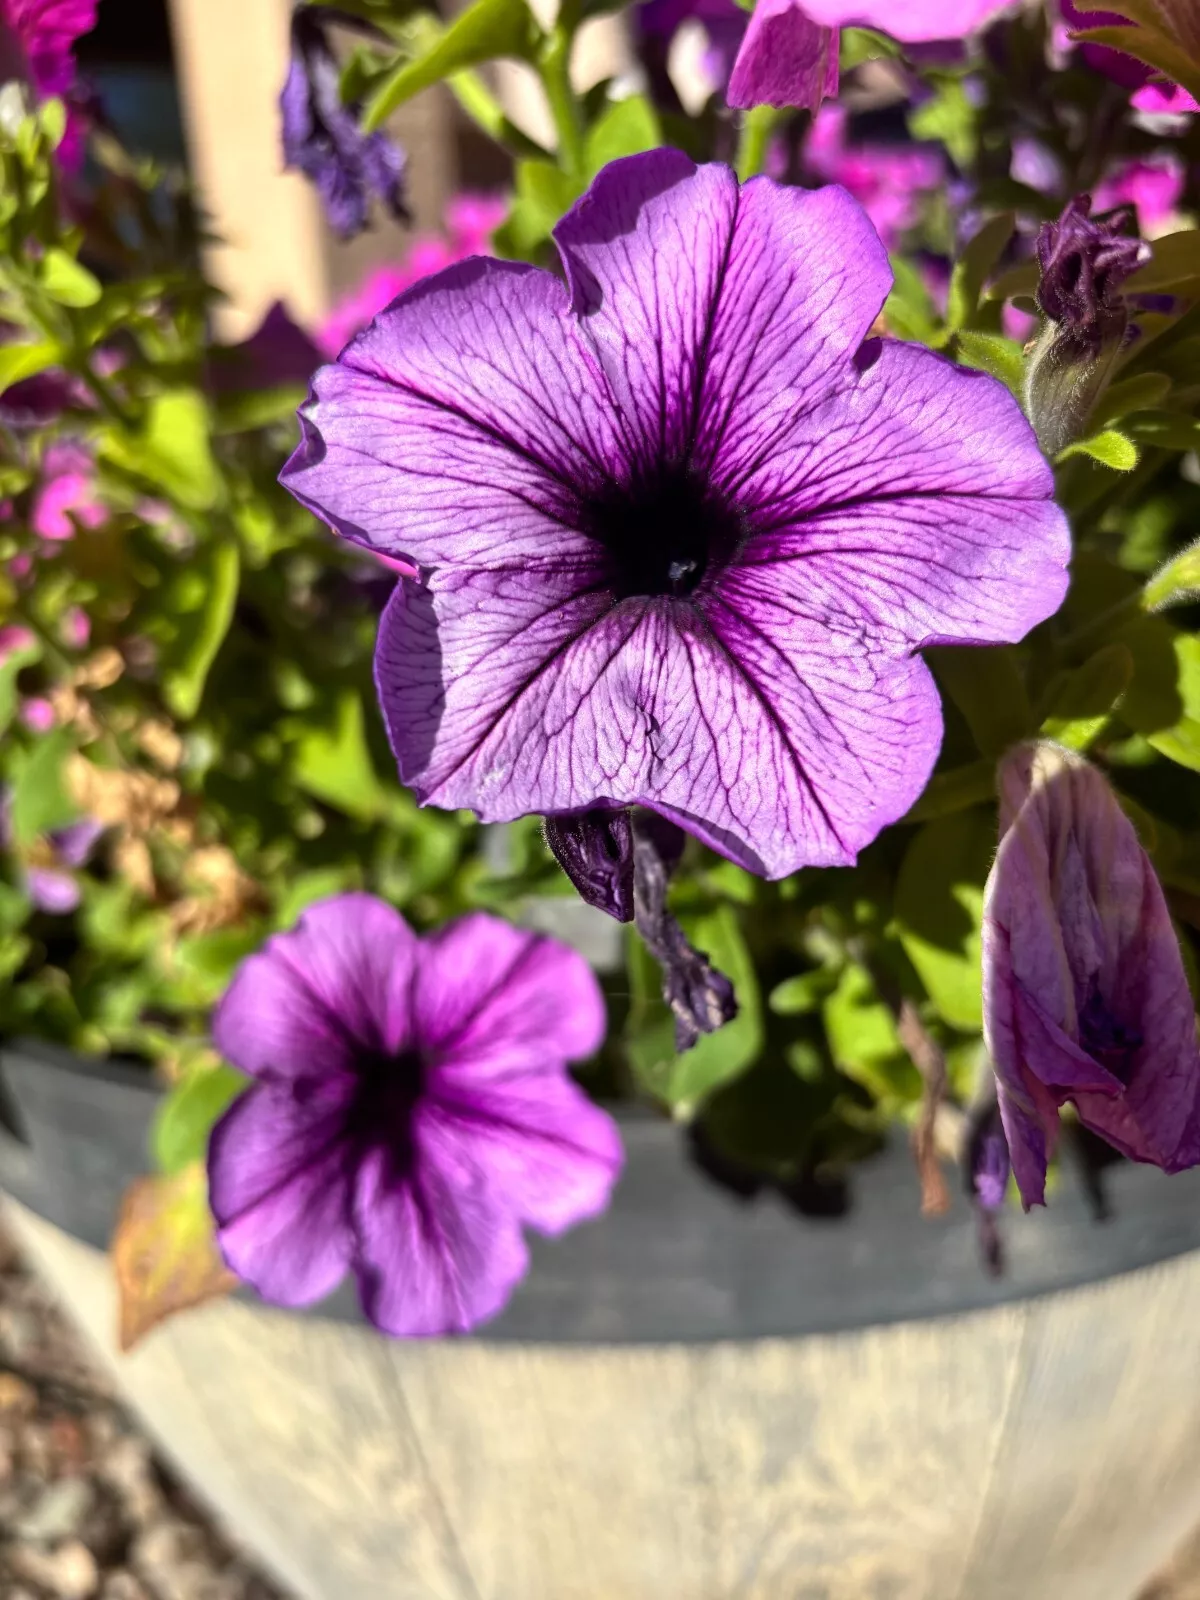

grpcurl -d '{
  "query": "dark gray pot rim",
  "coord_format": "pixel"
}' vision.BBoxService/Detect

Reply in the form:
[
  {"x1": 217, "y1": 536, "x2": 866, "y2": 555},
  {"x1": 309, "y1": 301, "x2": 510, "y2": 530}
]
[{"x1": 4, "y1": 1037, "x2": 1200, "y2": 1345}]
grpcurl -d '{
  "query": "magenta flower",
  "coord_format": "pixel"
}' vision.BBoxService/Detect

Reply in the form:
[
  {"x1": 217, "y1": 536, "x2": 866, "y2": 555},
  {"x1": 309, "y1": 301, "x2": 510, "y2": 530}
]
[
  {"x1": 1132, "y1": 82, "x2": 1199, "y2": 114},
  {"x1": 0, "y1": 0, "x2": 98, "y2": 167},
  {"x1": 282, "y1": 154, "x2": 1068, "y2": 880},
  {"x1": 727, "y1": 0, "x2": 1013, "y2": 111},
  {"x1": 804, "y1": 106, "x2": 943, "y2": 250},
  {"x1": 30, "y1": 440, "x2": 105, "y2": 540},
  {"x1": 1094, "y1": 155, "x2": 1184, "y2": 237},
  {"x1": 208, "y1": 895, "x2": 620, "y2": 1335},
  {"x1": 983, "y1": 744, "x2": 1200, "y2": 1209}
]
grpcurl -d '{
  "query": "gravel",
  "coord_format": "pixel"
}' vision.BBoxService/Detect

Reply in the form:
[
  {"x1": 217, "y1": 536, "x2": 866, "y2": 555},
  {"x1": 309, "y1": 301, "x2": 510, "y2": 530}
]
[{"x1": 0, "y1": 1218, "x2": 289, "y2": 1600}]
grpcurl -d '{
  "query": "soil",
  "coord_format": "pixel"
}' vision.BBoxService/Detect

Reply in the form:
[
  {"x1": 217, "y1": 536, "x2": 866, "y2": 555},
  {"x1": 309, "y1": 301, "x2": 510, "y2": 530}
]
[{"x1": 0, "y1": 1218, "x2": 290, "y2": 1600}]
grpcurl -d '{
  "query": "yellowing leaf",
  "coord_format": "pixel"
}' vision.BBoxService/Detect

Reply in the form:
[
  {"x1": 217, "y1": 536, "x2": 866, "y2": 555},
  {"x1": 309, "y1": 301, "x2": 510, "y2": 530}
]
[{"x1": 112, "y1": 1163, "x2": 236, "y2": 1351}]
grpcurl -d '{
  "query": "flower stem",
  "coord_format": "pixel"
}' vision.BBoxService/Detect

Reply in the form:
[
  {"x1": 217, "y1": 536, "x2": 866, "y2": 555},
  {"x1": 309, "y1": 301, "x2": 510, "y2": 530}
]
[
  {"x1": 446, "y1": 69, "x2": 550, "y2": 162},
  {"x1": 735, "y1": 107, "x2": 778, "y2": 182},
  {"x1": 539, "y1": 27, "x2": 585, "y2": 179}
]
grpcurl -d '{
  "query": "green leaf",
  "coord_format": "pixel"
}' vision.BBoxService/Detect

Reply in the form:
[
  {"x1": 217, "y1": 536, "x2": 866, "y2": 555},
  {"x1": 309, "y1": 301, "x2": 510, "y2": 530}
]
[
  {"x1": 1038, "y1": 643, "x2": 1133, "y2": 751},
  {"x1": 1118, "y1": 621, "x2": 1200, "y2": 772},
  {"x1": 1128, "y1": 229, "x2": 1200, "y2": 295},
  {"x1": 291, "y1": 691, "x2": 387, "y2": 820},
  {"x1": 164, "y1": 926, "x2": 264, "y2": 1007},
  {"x1": 363, "y1": 0, "x2": 539, "y2": 128},
  {"x1": 908, "y1": 77, "x2": 977, "y2": 169},
  {"x1": 884, "y1": 254, "x2": 942, "y2": 344},
  {"x1": 1123, "y1": 411, "x2": 1200, "y2": 453},
  {"x1": 821, "y1": 962, "x2": 913, "y2": 1103},
  {"x1": 768, "y1": 968, "x2": 838, "y2": 1015},
  {"x1": 1090, "y1": 372, "x2": 1172, "y2": 429},
  {"x1": 838, "y1": 26, "x2": 901, "y2": 67},
  {"x1": 1059, "y1": 429, "x2": 1138, "y2": 471},
  {"x1": 112, "y1": 1164, "x2": 235, "y2": 1351},
  {"x1": 983, "y1": 259, "x2": 1040, "y2": 304},
  {"x1": 40, "y1": 248, "x2": 102, "y2": 308},
  {"x1": 152, "y1": 1064, "x2": 247, "y2": 1176},
  {"x1": 904, "y1": 759, "x2": 996, "y2": 823},
  {"x1": 894, "y1": 808, "x2": 994, "y2": 1031},
  {"x1": 954, "y1": 329, "x2": 1025, "y2": 397},
  {"x1": 9, "y1": 726, "x2": 77, "y2": 847},
  {"x1": 625, "y1": 906, "x2": 762, "y2": 1110},
  {"x1": 273, "y1": 865, "x2": 360, "y2": 928},
  {"x1": 0, "y1": 339, "x2": 65, "y2": 393},
  {"x1": 102, "y1": 389, "x2": 221, "y2": 511},
  {"x1": 947, "y1": 212, "x2": 1014, "y2": 332},
  {"x1": 1070, "y1": 24, "x2": 1200, "y2": 102},
  {"x1": 0, "y1": 632, "x2": 40, "y2": 737},
  {"x1": 584, "y1": 95, "x2": 661, "y2": 174},
  {"x1": 926, "y1": 645, "x2": 1032, "y2": 758},
  {"x1": 1145, "y1": 540, "x2": 1200, "y2": 613},
  {"x1": 160, "y1": 539, "x2": 239, "y2": 720}
]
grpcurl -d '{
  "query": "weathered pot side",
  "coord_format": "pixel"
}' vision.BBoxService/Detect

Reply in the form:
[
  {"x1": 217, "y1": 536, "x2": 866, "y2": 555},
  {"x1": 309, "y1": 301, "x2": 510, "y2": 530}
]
[{"x1": 4, "y1": 1040, "x2": 1200, "y2": 1600}]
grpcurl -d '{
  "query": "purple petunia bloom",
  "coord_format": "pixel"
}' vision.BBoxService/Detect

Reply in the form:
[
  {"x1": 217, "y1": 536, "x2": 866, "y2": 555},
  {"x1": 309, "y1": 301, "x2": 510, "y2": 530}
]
[
  {"x1": 281, "y1": 152, "x2": 1069, "y2": 881},
  {"x1": 0, "y1": 793, "x2": 103, "y2": 914},
  {"x1": 983, "y1": 743, "x2": 1200, "y2": 1209},
  {"x1": 280, "y1": 5, "x2": 408, "y2": 242},
  {"x1": 207, "y1": 894, "x2": 621, "y2": 1336}
]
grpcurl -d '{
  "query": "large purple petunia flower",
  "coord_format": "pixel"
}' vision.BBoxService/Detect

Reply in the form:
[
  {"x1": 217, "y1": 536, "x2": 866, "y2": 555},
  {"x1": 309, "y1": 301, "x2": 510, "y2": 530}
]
[
  {"x1": 281, "y1": 152, "x2": 1070, "y2": 880},
  {"x1": 207, "y1": 894, "x2": 621, "y2": 1336},
  {"x1": 983, "y1": 743, "x2": 1200, "y2": 1209}
]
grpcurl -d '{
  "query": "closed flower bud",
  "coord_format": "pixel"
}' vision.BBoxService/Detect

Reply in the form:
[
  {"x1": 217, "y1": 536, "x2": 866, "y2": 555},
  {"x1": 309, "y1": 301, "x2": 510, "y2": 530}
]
[
  {"x1": 1024, "y1": 197, "x2": 1146, "y2": 459},
  {"x1": 983, "y1": 742, "x2": 1200, "y2": 1208}
]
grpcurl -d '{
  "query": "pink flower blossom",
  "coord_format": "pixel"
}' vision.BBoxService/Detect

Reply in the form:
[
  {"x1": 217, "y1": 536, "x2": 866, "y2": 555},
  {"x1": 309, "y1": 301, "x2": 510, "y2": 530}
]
[
  {"x1": 1132, "y1": 82, "x2": 1199, "y2": 115},
  {"x1": 29, "y1": 439, "x2": 105, "y2": 540},
  {"x1": 1094, "y1": 155, "x2": 1185, "y2": 237},
  {"x1": 60, "y1": 604, "x2": 88, "y2": 648},
  {"x1": 0, "y1": 624, "x2": 34, "y2": 664},
  {"x1": 317, "y1": 194, "x2": 505, "y2": 357},
  {"x1": 19, "y1": 696, "x2": 54, "y2": 731},
  {"x1": 805, "y1": 105, "x2": 943, "y2": 250}
]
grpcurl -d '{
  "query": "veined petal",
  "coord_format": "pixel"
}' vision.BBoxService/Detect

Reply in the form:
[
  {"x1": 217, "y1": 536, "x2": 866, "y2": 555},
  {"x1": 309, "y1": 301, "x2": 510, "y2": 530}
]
[
  {"x1": 429, "y1": 1070, "x2": 622, "y2": 1236},
  {"x1": 414, "y1": 910, "x2": 606, "y2": 1066},
  {"x1": 351, "y1": 1120, "x2": 529, "y2": 1336},
  {"x1": 208, "y1": 1085, "x2": 355, "y2": 1306},
  {"x1": 213, "y1": 893, "x2": 418, "y2": 1081},
  {"x1": 280, "y1": 261, "x2": 622, "y2": 569},
  {"x1": 728, "y1": 342, "x2": 1070, "y2": 648},
  {"x1": 554, "y1": 155, "x2": 890, "y2": 479}
]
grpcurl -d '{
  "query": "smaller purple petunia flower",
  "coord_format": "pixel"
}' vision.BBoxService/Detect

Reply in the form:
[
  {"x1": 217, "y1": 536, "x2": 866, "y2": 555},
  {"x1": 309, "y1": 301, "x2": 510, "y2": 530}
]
[
  {"x1": 0, "y1": 792, "x2": 103, "y2": 913},
  {"x1": 207, "y1": 894, "x2": 621, "y2": 1336},
  {"x1": 281, "y1": 5, "x2": 408, "y2": 242},
  {"x1": 282, "y1": 152, "x2": 1069, "y2": 883},
  {"x1": 982, "y1": 743, "x2": 1200, "y2": 1209}
]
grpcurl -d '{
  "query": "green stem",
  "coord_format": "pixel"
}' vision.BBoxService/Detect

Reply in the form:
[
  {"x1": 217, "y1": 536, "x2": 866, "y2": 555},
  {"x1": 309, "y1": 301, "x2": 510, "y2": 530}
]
[
  {"x1": 539, "y1": 27, "x2": 585, "y2": 179},
  {"x1": 735, "y1": 107, "x2": 778, "y2": 182}
]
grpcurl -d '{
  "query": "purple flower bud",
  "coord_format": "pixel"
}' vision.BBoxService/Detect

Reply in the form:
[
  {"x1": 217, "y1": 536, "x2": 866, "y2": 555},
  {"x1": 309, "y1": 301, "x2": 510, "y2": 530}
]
[
  {"x1": 280, "y1": 6, "x2": 408, "y2": 242},
  {"x1": 1035, "y1": 196, "x2": 1143, "y2": 340},
  {"x1": 982, "y1": 743, "x2": 1200, "y2": 1209},
  {"x1": 1025, "y1": 197, "x2": 1146, "y2": 459},
  {"x1": 964, "y1": 1095, "x2": 1009, "y2": 1275}
]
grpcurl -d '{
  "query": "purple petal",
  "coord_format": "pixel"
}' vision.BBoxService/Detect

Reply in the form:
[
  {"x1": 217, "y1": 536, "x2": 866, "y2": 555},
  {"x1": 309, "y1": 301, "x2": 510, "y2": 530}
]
[
  {"x1": 25, "y1": 866, "x2": 80, "y2": 914},
  {"x1": 351, "y1": 1123, "x2": 529, "y2": 1336},
  {"x1": 212, "y1": 893, "x2": 418, "y2": 1081},
  {"x1": 727, "y1": 0, "x2": 838, "y2": 113},
  {"x1": 727, "y1": 342, "x2": 1071, "y2": 651},
  {"x1": 49, "y1": 815, "x2": 103, "y2": 868},
  {"x1": 208, "y1": 1085, "x2": 356, "y2": 1307},
  {"x1": 429, "y1": 1070, "x2": 622, "y2": 1237},
  {"x1": 413, "y1": 911, "x2": 606, "y2": 1067},
  {"x1": 553, "y1": 157, "x2": 890, "y2": 482},
  {"x1": 281, "y1": 261, "x2": 623, "y2": 570},
  {"x1": 799, "y1": 0, "x2": 1011, "y2": 36}
]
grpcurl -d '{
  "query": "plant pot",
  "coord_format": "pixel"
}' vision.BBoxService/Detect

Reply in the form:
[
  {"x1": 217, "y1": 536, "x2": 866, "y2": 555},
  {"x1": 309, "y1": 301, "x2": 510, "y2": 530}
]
[{"x1": 3, "y1": 1038, "x2": 1200, "y2": 1600}]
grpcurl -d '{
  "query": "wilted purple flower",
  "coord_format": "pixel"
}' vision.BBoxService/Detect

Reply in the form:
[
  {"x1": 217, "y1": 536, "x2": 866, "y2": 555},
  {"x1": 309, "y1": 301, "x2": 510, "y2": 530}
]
[
  {"x1": 983, "y1": 743, "x2": 1200, "y2": 1209},
  {"x1": 208, "y1": 894, "x2": 621, "y2": 1336},
  {"x1": 964, "y1": 1094, "x2": 1009, "y2": 1274},
  {"x1": 281, "y1": 5, "x2": 408, "y2": 242},
  {"x1": 282, "y1": 153, "x2": 1069, "y2": 880},
  {"x1": 727, "y1": 0, "x2": 838, "y2": 113},
  {"x1": 545, "y1": 808, "x2": 737, "y2": 1049}
]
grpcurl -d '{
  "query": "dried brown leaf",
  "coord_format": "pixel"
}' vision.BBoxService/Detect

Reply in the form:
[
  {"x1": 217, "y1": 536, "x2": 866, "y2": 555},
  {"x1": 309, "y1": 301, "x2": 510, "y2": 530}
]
[{"x1": 111, "y1": 1164, "x2": 236, "y2": 1352}]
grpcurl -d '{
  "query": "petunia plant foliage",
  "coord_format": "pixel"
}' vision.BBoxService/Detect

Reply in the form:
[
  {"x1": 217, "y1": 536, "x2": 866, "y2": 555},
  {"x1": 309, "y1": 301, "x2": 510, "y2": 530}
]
[{"x1": 3, "y1": 0, "x2": 1200, "y2": 1340}]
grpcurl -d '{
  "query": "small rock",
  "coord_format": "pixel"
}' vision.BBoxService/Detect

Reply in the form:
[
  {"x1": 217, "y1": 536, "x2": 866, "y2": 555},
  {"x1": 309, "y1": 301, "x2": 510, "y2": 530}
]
[
  {"x1": 15, "y1": 1475, "x2": 94, "y2": 1542},
  {"x1": 98, "y1": 1433, "x2": 160, "y2": 1524},
  {"x1": 100, "y1": 1574, "x2": 151, "y2": 1600},
  {"x1": 10, "y1": 1537, "x2": 99, "y2": 1598},
  {"x1": 0, "y1": 1371, "x2": 36, "y2": 1415}
]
